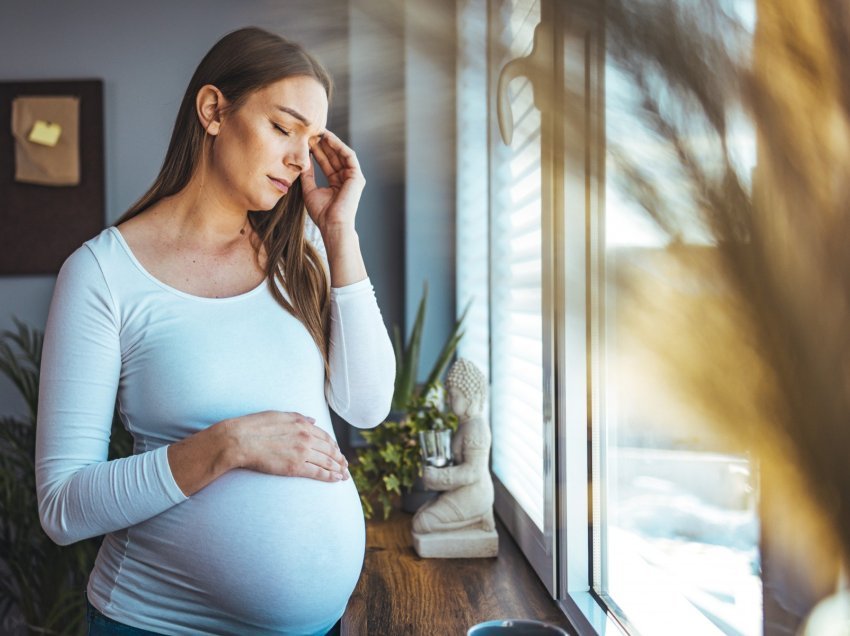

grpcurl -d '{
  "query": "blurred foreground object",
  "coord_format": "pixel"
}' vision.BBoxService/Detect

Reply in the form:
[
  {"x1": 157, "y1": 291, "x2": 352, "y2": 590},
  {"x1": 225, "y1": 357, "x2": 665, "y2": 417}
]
[
  {"x1": 601, "y1": 0, "x2": 850, "y2": 629},
  {"x1": 801, "y1": 590, "x2": 850, "y2": 636}
]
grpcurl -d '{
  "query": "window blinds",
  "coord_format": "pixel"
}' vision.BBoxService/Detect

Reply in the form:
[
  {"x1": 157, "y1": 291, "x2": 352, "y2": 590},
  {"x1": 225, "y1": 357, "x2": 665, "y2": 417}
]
[{"x1": 489, "y1": 0, "x2": 544, "y2": 530}]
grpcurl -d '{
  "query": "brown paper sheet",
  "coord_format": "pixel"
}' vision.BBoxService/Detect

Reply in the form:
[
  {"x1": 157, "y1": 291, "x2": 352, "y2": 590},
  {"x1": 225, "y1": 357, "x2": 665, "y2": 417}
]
[{"x1": 11, "y1": 95, "x2": 80, "y2": 186}]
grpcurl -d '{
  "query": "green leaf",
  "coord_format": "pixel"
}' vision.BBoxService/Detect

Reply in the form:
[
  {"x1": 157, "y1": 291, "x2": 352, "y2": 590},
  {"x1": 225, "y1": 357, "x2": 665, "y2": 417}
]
[
  {"x1": 359, "y1": 453, "x2": 375, "y2": 473},
  {"x1": 379, "y1": 443, "x2": 401, "y2": 465},
  {"x1": 0, "y1": 322, "x2": 43, "y2": 422},
  {"x1": 379, "y1": 492, "x2": 393, "y2": 520},
  {"x1": 394, "y1": 283, "x2": 428, "y2": 410},
  {"x1": 383, "y1": 473, "x2": 401, "y2": 495}
]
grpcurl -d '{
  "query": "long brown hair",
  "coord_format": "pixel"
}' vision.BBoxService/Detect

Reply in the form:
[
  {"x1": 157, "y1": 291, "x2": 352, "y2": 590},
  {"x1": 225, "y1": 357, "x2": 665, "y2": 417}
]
[{"x1": 114, "y1": 27, "x2": 334, "y2": 371}]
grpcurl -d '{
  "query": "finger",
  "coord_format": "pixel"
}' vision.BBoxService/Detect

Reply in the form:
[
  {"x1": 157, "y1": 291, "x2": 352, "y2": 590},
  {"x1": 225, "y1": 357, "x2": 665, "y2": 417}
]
[
  {"x1": 321, "y1": 131, "x2": 362, "y2": 173},
  {"x1": 284, "y1": 411, "x2": 316, "y2": 425},
  {"x1": 333, "y1": 172, "x2": 366, "y2": 209},
  {"x1": 297, "y1": 418, "x2": 346, "y2": 463},
  {"x1": 300, "y1": 157, "x2": 318, "y2": 194},
  {"x1": 280, "y1": 413, "x2": 332, "y2": 449},
  {"x1": 309, "y1": 139, "x2": 338, "y2": 182},
  {"x1": 319, "y1": 136, "x2": 344, "y2": 173},
  {"x1": 310, "y1": 433, "x2": 348, "y2": 468},
  {"x1": 305, "y1": 448, "x2": 347, "y2": 475},
  {"x1": 304, "y1": 419, "x2": 335, "y2": 443},
  {"x1": 338, "y1": 168, "x2": 365, "y2": 190},
  {"x1": 299, "y1": 463, "x2": 344, "y2": 483}
]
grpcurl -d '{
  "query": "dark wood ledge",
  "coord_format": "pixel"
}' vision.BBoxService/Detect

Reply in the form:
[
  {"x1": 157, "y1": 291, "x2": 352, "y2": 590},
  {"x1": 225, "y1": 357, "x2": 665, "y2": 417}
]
[{"x1": 342, "y1": 512, "x2": 575, "y2": 635}]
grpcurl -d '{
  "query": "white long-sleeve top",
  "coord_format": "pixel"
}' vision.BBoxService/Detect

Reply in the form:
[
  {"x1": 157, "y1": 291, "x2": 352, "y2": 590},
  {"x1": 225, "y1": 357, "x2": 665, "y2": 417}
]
[{"x1": 35, "y1": 226, "x2": 394, "y2": 635}]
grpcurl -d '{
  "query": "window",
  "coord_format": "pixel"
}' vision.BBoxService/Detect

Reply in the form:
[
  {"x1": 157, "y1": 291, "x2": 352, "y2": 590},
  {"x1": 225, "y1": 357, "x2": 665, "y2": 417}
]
[
  {"x1": 457, "y1": 0, "x2": 763, "y2": 634},
  {"x1": 593, "y1": 24, "x2": 761, "y2": 633}
]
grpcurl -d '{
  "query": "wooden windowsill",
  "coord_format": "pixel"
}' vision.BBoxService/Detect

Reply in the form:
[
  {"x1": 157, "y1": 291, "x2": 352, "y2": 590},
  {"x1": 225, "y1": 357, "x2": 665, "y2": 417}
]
[{"x1": 342, "y1": 512, "x2": 575, "y2": 635}]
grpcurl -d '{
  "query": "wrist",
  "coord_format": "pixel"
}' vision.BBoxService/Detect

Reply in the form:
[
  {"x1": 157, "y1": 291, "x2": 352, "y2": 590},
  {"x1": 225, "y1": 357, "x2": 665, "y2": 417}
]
[
  {"x1": 214, "y1": 418, "x2": 245, "y2": 472},
  {"x1": 320, "y1": 223, "x2": 358, "y2": 245}
]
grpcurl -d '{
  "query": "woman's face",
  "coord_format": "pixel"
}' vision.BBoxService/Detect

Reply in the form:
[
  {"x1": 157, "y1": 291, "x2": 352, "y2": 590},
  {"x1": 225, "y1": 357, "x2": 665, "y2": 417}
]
[{"x1": 209, "y1": 75, "x2": 328, "y2": 211}]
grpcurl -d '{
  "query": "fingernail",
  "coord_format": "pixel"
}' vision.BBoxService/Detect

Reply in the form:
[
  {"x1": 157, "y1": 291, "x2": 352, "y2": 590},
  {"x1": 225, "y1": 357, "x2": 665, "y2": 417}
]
[{"x1": 334, "y1": 473, "x2": 343, "y2": 481}]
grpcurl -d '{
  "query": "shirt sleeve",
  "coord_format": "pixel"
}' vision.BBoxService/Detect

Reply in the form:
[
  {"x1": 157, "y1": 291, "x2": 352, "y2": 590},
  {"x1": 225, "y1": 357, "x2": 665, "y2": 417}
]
[
  {"x1": 35, "y1": 245, "x2": 188, "y2": 547},
  {"x1": 325, "y1": 278, "x2": 395, "y2": 429}
]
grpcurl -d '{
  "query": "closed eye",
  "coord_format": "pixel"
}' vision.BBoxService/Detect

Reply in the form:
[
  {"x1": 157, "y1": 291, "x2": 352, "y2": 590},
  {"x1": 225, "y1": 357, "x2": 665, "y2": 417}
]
[{"x1": 273, "y1": 123, "x2": 291, "y2": 136}]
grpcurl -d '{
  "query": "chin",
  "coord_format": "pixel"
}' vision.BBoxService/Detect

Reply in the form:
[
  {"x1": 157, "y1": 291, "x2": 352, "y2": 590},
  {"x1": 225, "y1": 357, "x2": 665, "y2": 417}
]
[{"x1": 252, "y1": 195, "x2": 284, "y2": 212}]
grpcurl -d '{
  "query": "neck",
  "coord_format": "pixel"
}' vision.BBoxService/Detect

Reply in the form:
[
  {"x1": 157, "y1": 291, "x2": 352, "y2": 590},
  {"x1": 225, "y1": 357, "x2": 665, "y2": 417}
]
[{"x1": 159, "y1": 173, "x2": 250, "y2": 249}]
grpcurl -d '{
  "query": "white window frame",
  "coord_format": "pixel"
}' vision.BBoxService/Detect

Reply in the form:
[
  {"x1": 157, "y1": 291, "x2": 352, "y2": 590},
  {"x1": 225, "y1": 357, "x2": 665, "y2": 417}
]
[{"x1": 549, "y1": 3, "x2": 628, "y2": 633}]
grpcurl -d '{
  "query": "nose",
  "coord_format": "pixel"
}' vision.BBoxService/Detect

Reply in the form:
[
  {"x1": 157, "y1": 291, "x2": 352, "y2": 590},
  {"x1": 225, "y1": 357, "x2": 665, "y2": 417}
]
[{"x1": 285, "y1": 140, "x2": 310, "y2": 173}]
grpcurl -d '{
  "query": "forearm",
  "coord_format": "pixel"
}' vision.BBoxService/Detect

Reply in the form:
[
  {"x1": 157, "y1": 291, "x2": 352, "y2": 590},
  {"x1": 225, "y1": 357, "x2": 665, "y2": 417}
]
[
  {"x1": 166, "y1": 420, "x2": 240, "y2": 497},
  {"x1": 39, "y1": 417, "x2": 235, "y2": 546},
  {"x1": 36, "y1": 442, "x2": 189, "y2": 546},
  {"x1": 322, "y1": 225, "x2": 367, "y2": 287},
  {"x1": 326, "y1": 276, "x2": 395, "y2": 428}
]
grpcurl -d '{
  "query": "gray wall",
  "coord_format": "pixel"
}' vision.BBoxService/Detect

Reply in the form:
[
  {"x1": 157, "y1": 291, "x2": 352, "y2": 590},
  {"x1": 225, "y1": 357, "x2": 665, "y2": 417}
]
[
  {"x1": 404, "y1": 0, "x2": 457, "y2": 381},
  {"x1": 349, "y1": 0, "x2": 457, "y2": 383},
  {"x1": 349, "y1": 0, "x2": 406, "y2": 349},
  {"x1": 0, "y1": 0, "x2": 456, "y2": 418}
]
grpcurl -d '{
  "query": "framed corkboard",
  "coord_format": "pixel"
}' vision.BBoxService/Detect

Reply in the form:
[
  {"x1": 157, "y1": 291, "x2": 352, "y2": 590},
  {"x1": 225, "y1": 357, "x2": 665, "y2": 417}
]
[{"x1": 0, "y1": 79, "x2": 104, "y2": 275}]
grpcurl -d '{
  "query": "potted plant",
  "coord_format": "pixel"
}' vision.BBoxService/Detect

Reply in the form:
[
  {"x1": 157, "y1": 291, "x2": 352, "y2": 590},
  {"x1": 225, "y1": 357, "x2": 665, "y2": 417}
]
[
  {"x1": 351, "y1": 388, "x2": 459, "y2": 520},
  {"x1": 350, "y1": 284, "x2": 469, "y2": 520},
  {"x1": 0, "y1": 319, "x2": 132, "y2": 635}
]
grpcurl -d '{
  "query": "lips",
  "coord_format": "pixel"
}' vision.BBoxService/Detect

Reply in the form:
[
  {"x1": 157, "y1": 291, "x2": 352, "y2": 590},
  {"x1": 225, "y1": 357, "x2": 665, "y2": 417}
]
[{"x1": 268, "y1": 176, "x2": 291, "y2": 194}]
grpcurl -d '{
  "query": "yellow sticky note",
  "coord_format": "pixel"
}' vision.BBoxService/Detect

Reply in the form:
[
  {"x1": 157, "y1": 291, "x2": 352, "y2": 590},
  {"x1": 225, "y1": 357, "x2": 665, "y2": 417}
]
[{"x1": 27, "y1": 120, "x2": 62, "y2": 147}]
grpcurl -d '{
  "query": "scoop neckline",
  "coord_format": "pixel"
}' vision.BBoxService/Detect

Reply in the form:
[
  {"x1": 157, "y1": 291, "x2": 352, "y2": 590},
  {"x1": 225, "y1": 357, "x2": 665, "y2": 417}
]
[{"x1": 108, "y1": 226, "x2": 267, "y2": 303}]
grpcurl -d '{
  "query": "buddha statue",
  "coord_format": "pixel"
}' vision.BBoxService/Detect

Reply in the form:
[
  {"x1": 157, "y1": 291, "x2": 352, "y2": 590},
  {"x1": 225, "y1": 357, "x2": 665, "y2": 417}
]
[{"x1": 412, "y1": 358, "x2": 498, "y2": 558}]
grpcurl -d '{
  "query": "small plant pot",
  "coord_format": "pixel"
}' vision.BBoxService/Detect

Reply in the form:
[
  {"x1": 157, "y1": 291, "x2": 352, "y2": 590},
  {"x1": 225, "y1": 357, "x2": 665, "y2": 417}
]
[
  {"x1": 403, "y1": 429, "x2": 454, "y2": 513},
  {"x1": 418, "y1": 429, "x2": 453, "y2": 467}
]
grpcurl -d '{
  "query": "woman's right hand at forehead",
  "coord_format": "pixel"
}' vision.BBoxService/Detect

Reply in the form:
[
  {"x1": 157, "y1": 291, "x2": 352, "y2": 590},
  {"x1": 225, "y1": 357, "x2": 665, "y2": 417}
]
[{"x1": 222, "y1": 411, "x2": 349, "y2": 483}]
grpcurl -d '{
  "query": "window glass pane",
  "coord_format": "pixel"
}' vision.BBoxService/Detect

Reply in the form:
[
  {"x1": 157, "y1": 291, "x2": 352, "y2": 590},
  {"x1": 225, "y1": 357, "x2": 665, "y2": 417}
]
[
  {"x1": 593, "y1": 3, "x2": 762, "y2": 634},
  {"x1": 489, "y1": 0, "x2": 544, "y2": 530}
]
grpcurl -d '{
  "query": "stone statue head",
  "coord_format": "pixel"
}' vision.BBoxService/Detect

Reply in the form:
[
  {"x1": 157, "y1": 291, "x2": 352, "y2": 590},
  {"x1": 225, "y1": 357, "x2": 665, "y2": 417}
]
[{"x1": 445, "y1": 358, "x2": 487, "y2": 418}]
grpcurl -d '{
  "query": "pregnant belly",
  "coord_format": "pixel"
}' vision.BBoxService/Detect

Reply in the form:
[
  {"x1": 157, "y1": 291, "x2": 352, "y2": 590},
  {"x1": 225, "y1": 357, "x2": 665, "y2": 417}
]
[{"x1": 131, "y1": 470, "x2": 365, "y2": 630}]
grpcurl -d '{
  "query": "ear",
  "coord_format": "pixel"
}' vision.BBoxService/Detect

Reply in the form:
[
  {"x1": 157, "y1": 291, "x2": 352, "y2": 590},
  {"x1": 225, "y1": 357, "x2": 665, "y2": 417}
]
[{"x1": 196, "y1": 84, "x2": 227, "y2": 136}]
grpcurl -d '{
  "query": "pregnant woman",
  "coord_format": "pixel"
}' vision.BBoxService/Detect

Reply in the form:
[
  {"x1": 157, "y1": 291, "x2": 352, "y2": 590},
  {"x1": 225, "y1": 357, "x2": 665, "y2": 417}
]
[{"x1": 34, "y1": 27, "x2": 394, "y2": 635}]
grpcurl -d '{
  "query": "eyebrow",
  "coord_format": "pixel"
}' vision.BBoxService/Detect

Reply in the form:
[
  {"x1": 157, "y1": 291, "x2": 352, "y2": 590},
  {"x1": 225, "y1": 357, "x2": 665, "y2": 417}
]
[{"x1": 276, "y1": 106, "x2": 324, "y2": 138}]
